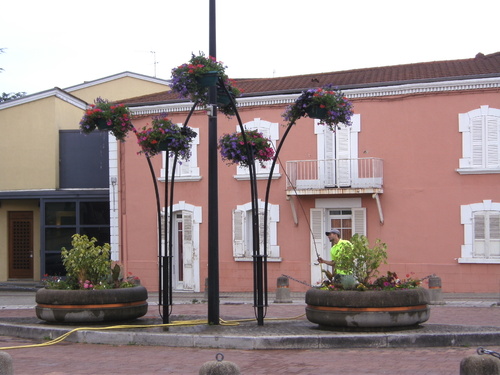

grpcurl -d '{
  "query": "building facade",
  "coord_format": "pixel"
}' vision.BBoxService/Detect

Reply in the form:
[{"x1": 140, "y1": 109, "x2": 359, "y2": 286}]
[
  {"x1": 0, "y1": 72, "x2": 170, "y2": 282},
  {"x1": 117, "y1": 53, "x2": 500, "y2": 293}
]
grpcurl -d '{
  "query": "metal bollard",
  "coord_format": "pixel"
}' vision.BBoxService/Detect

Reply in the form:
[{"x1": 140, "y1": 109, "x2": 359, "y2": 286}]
[
  {"x1": 428, "y1": 275, "x2": 445, "y2": 305},
  {"x1": 274, "y1": 276, "x2": 292, "y2": 303},
  {"x1": 0, "y1": 351, "x2": 13, "y2": 375},
  {"x1": 199, "y1": 353, "x2": 240, "y2": 375}
]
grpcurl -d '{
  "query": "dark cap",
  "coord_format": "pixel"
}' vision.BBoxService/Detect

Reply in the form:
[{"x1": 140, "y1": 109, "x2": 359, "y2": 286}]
[{"x1": 325, "y1": 228, "x2": 341, "y2": 236}]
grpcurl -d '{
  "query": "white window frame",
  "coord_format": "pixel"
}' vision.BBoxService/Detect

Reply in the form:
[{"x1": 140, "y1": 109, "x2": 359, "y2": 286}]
[
  {"x1": 234, "y1": 118, "x2": 280, "y2": 181},
  {"x1": 232, "y1": 200, "x2": 280, "y2": 261},
  {"x1": 460, "y1": 200, "x2": 500, "y2": 264},
  {"x1": 160, "y1": 127, "x2": 201, "y2": 182},
  {"x1": 457, "y1": 106, "x2": 500, "y2": 174}
]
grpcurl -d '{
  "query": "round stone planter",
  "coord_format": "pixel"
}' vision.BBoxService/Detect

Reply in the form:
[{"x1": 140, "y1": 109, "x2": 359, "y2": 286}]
[
  {"x1": 305, "y1": 287, "x2": 430, "y2": 329},
  {"x1": 36, "y1": 286, "x2": 148, "y2": 324}
]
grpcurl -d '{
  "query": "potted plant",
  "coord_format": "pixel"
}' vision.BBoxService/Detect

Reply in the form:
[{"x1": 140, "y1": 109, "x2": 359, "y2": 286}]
[
  {"x1": 218, "y1": 129, "x2": 275, "y2": 168},
  {"x1": 170, "y1": 53, "x2": 241, "y2": 116},
  {"x1": 306, "y1": 234, "x2": 430, "y2": 328},
  {"x1": 282, "y1": 85, "x2": 354, "y2": 131},
  {"x1": 79, "y1": 97, "x2": 134, "y2": 141},
  {"x1": 36, "y1": 234, "x2": 148, "y2": 323},
  {"x1": 134, "y1": 114, "x2": 197, "y2": 159}
]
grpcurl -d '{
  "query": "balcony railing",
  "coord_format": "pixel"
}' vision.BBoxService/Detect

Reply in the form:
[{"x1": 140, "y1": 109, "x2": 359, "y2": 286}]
[{"x1": 286, "y1": 158, "x2": 383, "y2": 190}]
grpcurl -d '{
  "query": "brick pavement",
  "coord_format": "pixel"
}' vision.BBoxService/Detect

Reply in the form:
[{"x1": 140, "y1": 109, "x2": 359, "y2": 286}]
[
  {"x1": 1, "y1": 335, "x2": 498, "y2": 375},
  {"x1": 1, "y1": 291, "x2": 500, "y2": 374}
]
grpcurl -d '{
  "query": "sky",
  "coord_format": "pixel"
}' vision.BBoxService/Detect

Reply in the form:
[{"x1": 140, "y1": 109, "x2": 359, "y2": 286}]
[{"x1": 1, "y1": 0, "x2": 499, "y2": 95}]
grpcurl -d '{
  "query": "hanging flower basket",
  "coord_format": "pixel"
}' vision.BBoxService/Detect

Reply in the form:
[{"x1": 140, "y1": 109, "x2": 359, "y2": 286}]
[
  {"x1": 170, "y1": 53, "x2": 241, "y2": 117},
  {"x1": 305, "y1": 106, "x2": 329, "y2": 120},
  {"x1": 282, "y1": 85, "x2": 354, "y2": 131},
  {"x1": 95, "y1": 117, "x2": 109, "y2": 130},
  {"x1": 134, "y1": 114, "x2": 197, "y2": 159},
  {"x1": 218, "y1": 129, "x2": 274, "y2": 168},
  {"x1": 196, "y1": 71, "x2": 219, "y2": 87},
  {"x1": 79, "y1": 97, "x2": 134, "y2": 141},
  {"x1": 157, "y1": 137, "x2": 174, "y2": 151}
]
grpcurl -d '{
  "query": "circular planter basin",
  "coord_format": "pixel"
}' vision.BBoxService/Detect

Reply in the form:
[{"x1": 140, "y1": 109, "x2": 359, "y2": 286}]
[
  {"x1": 305, "y1": 287, "x2": 430, "y2": 328},
  {"x1": 36, "y1": 286, "x2": 148, "y2": 323}
]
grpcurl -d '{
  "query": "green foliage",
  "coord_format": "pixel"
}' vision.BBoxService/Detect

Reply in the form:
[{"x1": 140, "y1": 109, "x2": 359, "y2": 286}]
[
  {"x1": 1, "y1": 92, "x2": 27, "y2": 103},
  {"x1": 335, "y1": 234, "x2": 388, "y2": 285},
  {"x1": 61, "y1": 234, "x2": 111, "y2": 289}
]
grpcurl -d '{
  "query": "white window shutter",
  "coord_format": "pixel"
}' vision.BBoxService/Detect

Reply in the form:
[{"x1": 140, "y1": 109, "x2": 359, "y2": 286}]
[
  {"x1": 471, "y1": 117, "x2": 484, "y2": 167},
  {"x1": 183, "y1": 212, "x2": 193, "y2": 265},
  {"x1": 352, "y1": 208, "x2": 366, "y2": 236},
  {"x1": 310, "y1": 208, "x2": 325, "y2": 285},
  {"x1": 267, "y1": 205, "x2": 280, "y2": 258},
  {"x1": 310, "y1": 208, "x2": 325, "y2": 256},
  {"x1": 486, "y1": 116, "x2": 500, "y2": 168},
  {"x1": 489, "y1": 213, "x2": 500, "y2": 256},
  {"x1": 233, "y1": 209, "x2": 246, "y2": 257},
  {"x1": 336, "y1": 126, "x2": 351, "y2": 186},
  {"x1": 473, "y1": 212, "x2": 486, "y2": 257}
]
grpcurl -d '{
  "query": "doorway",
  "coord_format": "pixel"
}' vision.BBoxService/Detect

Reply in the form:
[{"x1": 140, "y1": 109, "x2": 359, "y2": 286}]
[{"x1": 8, "y1": 211, "x2": 34, "y2": 279}]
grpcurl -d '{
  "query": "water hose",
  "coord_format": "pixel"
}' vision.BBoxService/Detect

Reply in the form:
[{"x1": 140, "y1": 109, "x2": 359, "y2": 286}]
[{"x1": 0, "y1": 313, "x2": 306, "y2": 350}]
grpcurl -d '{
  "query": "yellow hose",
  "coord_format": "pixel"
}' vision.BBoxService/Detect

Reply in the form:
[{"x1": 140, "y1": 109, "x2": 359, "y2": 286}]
[{"x1": 0, "y1": 313, "x2": 306, "y2": 350}]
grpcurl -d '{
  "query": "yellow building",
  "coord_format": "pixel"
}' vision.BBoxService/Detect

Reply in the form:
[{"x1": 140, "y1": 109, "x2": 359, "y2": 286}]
[{"x1": 0, "y1": 72, "x2": 170, "y2": 283}]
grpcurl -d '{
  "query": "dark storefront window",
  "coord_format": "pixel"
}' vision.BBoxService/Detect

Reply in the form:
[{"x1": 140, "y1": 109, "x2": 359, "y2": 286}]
[{"x1": 42, "y1": 200, "x2": 110, "y2": 275}]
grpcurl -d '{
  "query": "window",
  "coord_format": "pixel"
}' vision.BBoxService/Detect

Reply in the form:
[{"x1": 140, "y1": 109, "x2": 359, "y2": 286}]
[
  {"x1": 42, "y1": 200, "x2": 110, "y2": 275},
  {"x1": 161, "y1": 127, "x2": 200, "y2": 181},
  {"x1": 235, "y1": 118, "x2": 280, "y2": 180},
  {"x1": 458, "y1": 106, "x2": 500, "y2": 174},
  {"x1": 460, "y1": 200, "x2": 500, "y2": 263},
  {"x1": 59, "y1": 130, "x2": 109, "y2": 188},
  {"x1": 232, "y1": 200, "x2": 280, "y2": 260}
]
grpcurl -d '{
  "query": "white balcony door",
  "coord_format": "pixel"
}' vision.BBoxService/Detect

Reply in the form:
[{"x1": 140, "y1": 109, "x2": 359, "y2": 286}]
[{"x1": 324, "y1": 125, "x2": 351, "y2": 187}]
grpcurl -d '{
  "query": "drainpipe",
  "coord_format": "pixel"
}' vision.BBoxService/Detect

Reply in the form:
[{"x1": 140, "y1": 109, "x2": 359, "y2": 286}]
[
  {"x1": 372, "y1": 193, "x2": 384, "y2": 224},
  {"x1": 286, "y1": 196, "x2": 299, "y2": 225}
]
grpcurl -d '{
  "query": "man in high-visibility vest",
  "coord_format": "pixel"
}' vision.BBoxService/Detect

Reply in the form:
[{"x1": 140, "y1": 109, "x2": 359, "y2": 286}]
[{"x1": 318, "y1": 228, "x2": 353, "y2": 281}]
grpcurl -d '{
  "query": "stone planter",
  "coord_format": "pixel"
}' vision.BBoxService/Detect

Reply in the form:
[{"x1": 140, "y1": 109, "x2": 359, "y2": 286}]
[
  {"x1": 36, "y1": 286, "x2": 148, "y2": 323},
  {"x1": 305, "y1": 287, "x2": 430, "y2": 328}
]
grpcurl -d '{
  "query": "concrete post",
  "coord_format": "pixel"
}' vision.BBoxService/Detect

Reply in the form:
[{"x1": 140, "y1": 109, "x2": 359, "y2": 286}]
[
  {"x1": 0, "y1": 351, "x2": 13, "y2": 375},
  {"x1": 460, "y1": 354, "x2": 500, "y2": 375},
  {"x1": 199, "y1": 353, "x2": 240, "y2": 375},
  {"x1": 274, "y1": 276, "x2": 292, "y2": 303},
  {"x1": 428, "y1": 275, "x2": 445, "y2": 305}
]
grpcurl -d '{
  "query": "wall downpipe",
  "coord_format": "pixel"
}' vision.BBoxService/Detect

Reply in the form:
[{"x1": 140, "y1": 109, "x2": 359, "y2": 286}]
[{"x1": 372, "y1": 193, "x2": 384, "y2": 224}]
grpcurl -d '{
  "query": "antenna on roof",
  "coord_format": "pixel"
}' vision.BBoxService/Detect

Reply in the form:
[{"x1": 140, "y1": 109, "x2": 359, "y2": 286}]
[{"x1": 150, "y1": 51, "x2": 158, "y2": 77}]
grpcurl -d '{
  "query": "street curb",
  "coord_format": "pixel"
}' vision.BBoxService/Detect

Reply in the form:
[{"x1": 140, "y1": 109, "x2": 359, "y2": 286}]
[{"x1": 2, "y1": 321, "x2": 500, "y2": 350}]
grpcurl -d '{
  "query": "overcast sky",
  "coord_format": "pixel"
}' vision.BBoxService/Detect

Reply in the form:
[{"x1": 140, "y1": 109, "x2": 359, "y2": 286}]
[{"x1": 1, "y1": 0, "x2": 498, "y2": 95}]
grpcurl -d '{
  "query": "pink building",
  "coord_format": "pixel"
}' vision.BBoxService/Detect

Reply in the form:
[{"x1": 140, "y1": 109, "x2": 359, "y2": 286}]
[{"x1": 117, "y1": 52, "x2": 500, "y2": 293}]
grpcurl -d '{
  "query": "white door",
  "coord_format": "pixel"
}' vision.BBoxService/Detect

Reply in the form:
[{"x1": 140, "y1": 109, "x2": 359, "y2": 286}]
[
  {"x1": 324, "y1": 126, "x2": 351, "y2": 187},
  {"x1": 170, "y1": 212, "x2": 195, "y2": 290}
]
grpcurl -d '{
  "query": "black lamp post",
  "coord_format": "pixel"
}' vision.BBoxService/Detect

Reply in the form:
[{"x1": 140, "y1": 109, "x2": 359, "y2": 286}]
[{"x1": 207, "y1": 0, "x2": 220, "y2": 325}]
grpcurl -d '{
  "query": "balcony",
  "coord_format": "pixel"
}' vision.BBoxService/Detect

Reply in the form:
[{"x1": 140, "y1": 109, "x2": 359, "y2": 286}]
[{"x1": 286, "y1": 158, "x2": 383, "y2": 195}]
